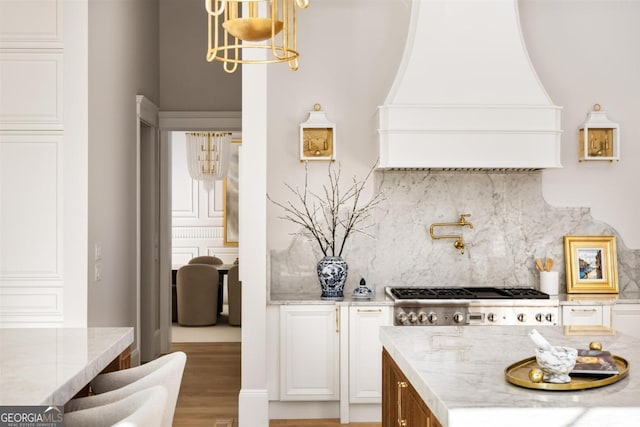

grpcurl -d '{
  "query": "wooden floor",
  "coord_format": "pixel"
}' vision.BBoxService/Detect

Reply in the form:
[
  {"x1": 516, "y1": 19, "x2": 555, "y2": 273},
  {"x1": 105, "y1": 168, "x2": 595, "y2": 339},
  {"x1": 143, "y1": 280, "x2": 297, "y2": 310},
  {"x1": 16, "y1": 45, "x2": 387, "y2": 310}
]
[
  {"x1": 171, "y1": 342, "x2": 241, "y2": 426},
  {"x1": 171, "y1": 342, "x2": 381, "y2": 427}
]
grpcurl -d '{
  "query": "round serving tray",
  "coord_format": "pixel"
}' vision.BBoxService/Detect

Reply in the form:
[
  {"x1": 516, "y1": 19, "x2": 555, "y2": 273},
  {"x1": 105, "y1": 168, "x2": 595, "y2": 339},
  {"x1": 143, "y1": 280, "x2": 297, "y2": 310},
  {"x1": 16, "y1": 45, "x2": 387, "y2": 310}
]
[{"x1": 505, "y1": 355, "x2": 629, "y2": 391}]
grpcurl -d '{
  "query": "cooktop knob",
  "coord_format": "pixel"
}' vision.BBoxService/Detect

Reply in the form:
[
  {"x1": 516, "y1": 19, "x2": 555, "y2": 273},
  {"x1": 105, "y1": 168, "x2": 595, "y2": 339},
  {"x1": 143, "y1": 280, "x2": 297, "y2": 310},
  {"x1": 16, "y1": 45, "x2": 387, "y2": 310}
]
[
  {"x1": 418, "y1": 312, "x2": 429, "y2": 324},
  {"x1": 487, "y1": 313, "x2": 496, "y2": 323},
  {"x1": 535, "y1": 313, "x2": 543, "y2": 322},
  {"x1": 546, "y1": 313, "x2": 555, "y2": 323},
  {"x1": 397, "y1": 312, "x2": 408, "y2": 324},
  {"x1": 517, "y1": 313, "x2": 526, "y2": 323},
  {"x1": 408, "y1": 312, "x2": 418, "y2": 324},
  {"x1": 453, "y1": 312, "x2": 465, "y2": 324},
  {"x1": 427, "y1": 312, "x2": 438, "y2": 324}
]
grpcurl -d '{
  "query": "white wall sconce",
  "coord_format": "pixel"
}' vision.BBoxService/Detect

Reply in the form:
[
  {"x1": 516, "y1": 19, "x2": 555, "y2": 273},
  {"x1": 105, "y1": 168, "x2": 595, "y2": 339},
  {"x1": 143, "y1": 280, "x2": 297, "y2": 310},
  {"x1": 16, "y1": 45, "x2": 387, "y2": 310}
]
[
  {"x1": 299, "y1": 104, "x2": 336, "y2": 161},
  {"x1": 579, "y1": 104, "x2": 620, "y2": 162}
]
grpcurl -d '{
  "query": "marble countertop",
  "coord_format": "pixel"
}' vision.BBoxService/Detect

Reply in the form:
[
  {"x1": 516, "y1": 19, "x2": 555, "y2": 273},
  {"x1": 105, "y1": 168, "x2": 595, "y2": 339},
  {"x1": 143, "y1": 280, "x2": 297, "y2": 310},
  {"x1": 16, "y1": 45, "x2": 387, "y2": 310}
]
[
  {"x1": 380, "y1": 325, "x2": 640, "y2": 427},
  {"x1": 269, "y1": 287, "x2": 640, "y2": 306},
  {"x1": 559, "y1": 290, "x2": 640, "y2": 305},
  {"x1": 269, "y1": 290, "x2": 393, "y2": 305},
  {"x1": 0, "y1": 327, "x2": 133, "y2": 405}
]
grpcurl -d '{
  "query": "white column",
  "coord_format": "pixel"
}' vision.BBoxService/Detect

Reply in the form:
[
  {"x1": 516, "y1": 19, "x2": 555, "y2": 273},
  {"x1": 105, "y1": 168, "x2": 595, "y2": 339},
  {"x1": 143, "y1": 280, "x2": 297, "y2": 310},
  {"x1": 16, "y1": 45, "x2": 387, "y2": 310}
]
[{"x1": 238, "y1": 39, "x2": 269, "y2": 427}]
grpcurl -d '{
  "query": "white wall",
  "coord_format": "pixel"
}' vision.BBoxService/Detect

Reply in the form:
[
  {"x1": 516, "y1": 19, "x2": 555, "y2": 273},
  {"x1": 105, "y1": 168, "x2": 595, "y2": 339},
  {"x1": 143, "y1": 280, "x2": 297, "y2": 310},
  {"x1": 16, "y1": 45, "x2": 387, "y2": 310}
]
[
  {"x1": 267, "y1": 0, "x2": 640, "y2": 256},
  {"x1": 520, "y1": 0, "x2": 640, "y2": 250},
  {"x1": 159, "y1": 0, "x2": 241, "y2": 110},
  {"x1": 87, "y1": 0, "x2": 160, "y2": 330},
  {"x1": 267, "y1": 0, "x2": 410, "y2": 251}
]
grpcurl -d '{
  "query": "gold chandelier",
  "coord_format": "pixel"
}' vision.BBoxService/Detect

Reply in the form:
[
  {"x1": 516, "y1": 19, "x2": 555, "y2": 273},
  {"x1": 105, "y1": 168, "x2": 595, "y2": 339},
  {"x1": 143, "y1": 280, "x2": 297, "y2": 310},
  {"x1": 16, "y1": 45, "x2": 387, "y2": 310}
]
[{"x1": 205, "y1": 0, "x2": 310, "y2": 73}]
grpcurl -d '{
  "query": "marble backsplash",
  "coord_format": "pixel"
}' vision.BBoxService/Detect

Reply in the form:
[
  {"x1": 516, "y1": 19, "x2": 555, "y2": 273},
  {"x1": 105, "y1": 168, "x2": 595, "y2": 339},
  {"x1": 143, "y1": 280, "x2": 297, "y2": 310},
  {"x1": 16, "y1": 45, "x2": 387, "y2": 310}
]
[{"x1": 269, "y1": 171, "x2": 640, "y2": 298}]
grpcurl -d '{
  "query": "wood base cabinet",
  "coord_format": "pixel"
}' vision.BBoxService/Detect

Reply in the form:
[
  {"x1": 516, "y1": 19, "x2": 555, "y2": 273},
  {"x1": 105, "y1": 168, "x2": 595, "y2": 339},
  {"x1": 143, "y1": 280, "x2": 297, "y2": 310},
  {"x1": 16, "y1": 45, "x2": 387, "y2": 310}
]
[{"x1": 383, "y1": 349, "x2": 442, "y2": 427}]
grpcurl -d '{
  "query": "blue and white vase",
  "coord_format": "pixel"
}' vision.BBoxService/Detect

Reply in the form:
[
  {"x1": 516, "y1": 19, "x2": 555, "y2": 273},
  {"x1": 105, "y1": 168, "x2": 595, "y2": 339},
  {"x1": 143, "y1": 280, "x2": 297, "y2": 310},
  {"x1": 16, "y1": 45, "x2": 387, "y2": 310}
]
[{"x1": 317, "y1": 256, "x2": 348, "y2": 300}]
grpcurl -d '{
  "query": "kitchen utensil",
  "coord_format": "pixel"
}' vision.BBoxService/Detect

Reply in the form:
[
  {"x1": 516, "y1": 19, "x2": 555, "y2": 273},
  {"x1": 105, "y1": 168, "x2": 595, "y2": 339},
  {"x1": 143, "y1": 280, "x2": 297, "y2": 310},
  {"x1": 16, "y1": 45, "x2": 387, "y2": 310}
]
[
  {"x1": 535, "y1": 346, "x2": 578, "y2": 383},
  {"x1": 544, "y1": 258, "x2": 554, "y2": 272},
  {"x1": 535, "y1": 259, "x2": 544, "y2": 272}
]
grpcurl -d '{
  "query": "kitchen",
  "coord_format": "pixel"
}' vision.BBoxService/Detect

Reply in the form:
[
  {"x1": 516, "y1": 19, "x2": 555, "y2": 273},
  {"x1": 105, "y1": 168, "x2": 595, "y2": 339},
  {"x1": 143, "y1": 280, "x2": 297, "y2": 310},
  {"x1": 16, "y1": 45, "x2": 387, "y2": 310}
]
[
  {"x1": 262, "y1": 0, "x2": 640, "y2": 425},
  {"x1": 1, "y1": 1, "x2": 639, "y2": 426}
]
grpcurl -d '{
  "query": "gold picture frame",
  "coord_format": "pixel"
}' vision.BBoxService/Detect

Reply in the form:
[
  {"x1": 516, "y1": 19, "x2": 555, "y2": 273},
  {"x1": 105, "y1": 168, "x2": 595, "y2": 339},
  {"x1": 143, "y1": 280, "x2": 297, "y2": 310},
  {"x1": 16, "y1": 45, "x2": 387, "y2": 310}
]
[
  {"x1": 564, "y1": 235, "x2": 618, "y2": 294},
  {"x1": 223, "y1": 138, "x2": 241, "y2": 247}
]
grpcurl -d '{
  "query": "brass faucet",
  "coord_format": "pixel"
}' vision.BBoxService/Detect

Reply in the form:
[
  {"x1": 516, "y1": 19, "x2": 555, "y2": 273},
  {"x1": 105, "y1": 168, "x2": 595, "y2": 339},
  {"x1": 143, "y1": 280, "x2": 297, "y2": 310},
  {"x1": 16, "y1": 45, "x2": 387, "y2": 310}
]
[{"x1": 429, "y1": 214, "x2": 474, "y2": 254}]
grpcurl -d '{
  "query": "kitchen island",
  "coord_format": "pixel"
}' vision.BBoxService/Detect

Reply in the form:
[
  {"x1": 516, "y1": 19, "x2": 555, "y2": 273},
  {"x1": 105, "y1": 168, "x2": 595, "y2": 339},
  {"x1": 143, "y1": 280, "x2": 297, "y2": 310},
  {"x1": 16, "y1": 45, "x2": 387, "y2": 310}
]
[
  {"x1": 380, "y1": 325, "x2": 640, "y2": 427},
  {"x1": 0, "y1": 327, "x2": 133, "y2": 405}
]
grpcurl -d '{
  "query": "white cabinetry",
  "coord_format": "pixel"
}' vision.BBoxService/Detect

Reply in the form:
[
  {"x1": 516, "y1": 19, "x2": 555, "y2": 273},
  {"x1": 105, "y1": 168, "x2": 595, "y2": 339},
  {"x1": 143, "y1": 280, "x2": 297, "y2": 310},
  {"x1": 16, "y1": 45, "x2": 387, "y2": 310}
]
[
  {"x1": 279, "y1": 305, "x2": 339, "y2": 401},
  {"x1": 612, "y1": 304, "x2": 640, "y2": 340},
  {"x1": 349, "y1": 306, "x2": 391, "y2": 403},
  {"x1": 562, "y1": 305, "x2": 612, "y2": 327}
]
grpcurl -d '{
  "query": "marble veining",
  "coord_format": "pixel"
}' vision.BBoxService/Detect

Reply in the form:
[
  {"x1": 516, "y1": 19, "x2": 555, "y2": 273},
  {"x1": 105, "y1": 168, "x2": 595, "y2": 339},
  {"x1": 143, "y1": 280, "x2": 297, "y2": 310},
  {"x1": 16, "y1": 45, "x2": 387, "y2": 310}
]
[
  {"x1": 270, "y1": 171, "x2": 640, "y2": 297},
  {"x1": 0, "y1": 327, "x2": 133, "y2": 405},
  {"x1": 380, "y1": 325, "x2": 640, "y2": 427}
]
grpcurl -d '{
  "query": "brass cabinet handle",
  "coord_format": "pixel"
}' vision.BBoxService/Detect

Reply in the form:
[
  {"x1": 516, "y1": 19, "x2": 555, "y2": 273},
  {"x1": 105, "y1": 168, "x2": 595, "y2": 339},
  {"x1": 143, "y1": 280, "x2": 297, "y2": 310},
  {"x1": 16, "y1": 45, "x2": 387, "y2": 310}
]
[
  {"x1": 335, "y1": 307, "x2": 339, "y2": 333},
  {"x1": 357, "y1": 308, "x2": 383, "y2": 313},
  {"x1": 397, "y1": 381, "x2": 408, "y2": 426}
]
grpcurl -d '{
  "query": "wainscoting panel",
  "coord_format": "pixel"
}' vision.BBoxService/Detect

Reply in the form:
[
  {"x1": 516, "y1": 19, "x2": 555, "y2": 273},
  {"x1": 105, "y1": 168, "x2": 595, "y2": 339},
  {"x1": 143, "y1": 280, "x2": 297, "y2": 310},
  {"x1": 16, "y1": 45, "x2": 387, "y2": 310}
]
[
  {"x1": 0, "y1": 51, "x2": 63, "y2": 130},
  {"x1": 0, "y1": 286, "x2": 63, "y2": 325},
  {"x1": 0, "y1": 134, "x2": 62, "y2": 280},
  {"x1": 0, "y1": 0, "x2": 62, "y2": 48}
]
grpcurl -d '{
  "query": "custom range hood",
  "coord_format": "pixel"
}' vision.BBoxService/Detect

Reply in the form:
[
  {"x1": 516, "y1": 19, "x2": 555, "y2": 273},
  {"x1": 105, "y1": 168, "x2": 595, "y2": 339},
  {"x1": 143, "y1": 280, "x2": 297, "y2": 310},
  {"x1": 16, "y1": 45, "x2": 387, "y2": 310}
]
[{"x1": 378, "y1": 0, "x2": 562, "y2": 170}]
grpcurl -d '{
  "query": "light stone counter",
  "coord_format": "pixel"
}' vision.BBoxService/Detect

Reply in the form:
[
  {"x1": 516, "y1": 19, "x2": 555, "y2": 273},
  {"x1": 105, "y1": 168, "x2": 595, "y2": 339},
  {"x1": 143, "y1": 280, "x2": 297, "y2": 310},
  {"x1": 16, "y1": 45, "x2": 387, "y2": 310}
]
[
  {"x1": 269, "y1": 290, "x2": 393, "y2": 306},
  {"x1": 559, "y1": 291, "x2": 640, "y2": 306},
  {"x1": 380, "y1": 325, "x2": 640, "y2": 427},
  {"x1": 0, "y1": 327, "x2": 133, "y2": 405}
]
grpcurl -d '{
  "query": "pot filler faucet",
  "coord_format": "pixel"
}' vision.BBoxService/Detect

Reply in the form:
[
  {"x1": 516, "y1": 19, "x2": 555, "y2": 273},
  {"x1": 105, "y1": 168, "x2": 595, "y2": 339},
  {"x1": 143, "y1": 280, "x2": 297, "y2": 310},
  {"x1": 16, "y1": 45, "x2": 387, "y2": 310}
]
[{"x1": 429, "y1": 214, "x2": 474, "y2": 254}]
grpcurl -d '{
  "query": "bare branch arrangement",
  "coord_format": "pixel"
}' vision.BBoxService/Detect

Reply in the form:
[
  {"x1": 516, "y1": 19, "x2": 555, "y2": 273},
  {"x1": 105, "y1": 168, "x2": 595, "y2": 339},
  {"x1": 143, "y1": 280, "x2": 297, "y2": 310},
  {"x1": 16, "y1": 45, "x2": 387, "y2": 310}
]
[{"x1": 268, "y1": 161, "x2": 384, "y2": 257}]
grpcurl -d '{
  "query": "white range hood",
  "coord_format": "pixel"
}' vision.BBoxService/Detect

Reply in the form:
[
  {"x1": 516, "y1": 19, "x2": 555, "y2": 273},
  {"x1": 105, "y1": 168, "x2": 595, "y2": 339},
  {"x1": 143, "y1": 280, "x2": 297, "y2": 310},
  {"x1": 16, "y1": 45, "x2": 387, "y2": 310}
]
[{"x1": 378, "y1": 0, "x2": 562, "y2": 170}]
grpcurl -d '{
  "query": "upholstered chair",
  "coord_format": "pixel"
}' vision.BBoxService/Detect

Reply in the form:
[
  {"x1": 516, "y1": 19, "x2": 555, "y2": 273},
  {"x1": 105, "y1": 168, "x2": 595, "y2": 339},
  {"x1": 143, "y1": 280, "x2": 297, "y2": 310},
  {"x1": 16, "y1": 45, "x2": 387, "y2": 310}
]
[
  {"x1": 188, "y1": 255, "x2": 223, "y2": 265},
  {"x1": 64, "y1": 385, "x2": 167, "y2": 427},
  {"x1": 177, "y1": 264, "x2": 219, "y2": 326},
  {"x1": 65, "y1": 351, "x2": 186, "y2": 427},
  {"x1": 227, "y1": 264, "x2": 241, "y2": 326}
]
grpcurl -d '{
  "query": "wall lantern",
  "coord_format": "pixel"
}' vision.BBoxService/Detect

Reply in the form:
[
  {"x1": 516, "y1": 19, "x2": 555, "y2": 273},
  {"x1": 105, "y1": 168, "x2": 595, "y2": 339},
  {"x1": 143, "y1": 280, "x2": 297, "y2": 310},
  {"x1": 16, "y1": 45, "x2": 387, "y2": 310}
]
[
  {"x1": 186, "y1": 132, "x2": 231, "y2": 185},
  {"x1": 205, "y1": 0, "x2": 310, "y2": 74},
  {"x1": 578, "y1": 104, "x2": 620, "y2": 162},
  {"x1": 299, "y1": 104, "x2": 336, "y2": 161}
]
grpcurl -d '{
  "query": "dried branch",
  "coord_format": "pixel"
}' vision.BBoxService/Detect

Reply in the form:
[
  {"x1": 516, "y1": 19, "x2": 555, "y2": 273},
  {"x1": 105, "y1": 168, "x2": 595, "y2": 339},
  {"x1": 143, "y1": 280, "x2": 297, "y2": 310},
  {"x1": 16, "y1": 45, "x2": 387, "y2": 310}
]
[{"x1": 268, "y1": 160, "x2": 384, "y2": 258}]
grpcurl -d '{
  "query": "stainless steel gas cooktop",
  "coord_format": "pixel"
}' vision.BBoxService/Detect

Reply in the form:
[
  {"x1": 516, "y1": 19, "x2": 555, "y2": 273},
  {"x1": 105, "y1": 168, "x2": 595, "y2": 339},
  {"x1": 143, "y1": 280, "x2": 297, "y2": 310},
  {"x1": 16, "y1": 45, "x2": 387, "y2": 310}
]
[{"x1": 386, "y1": 286, "x2": 558, "y2": 327}]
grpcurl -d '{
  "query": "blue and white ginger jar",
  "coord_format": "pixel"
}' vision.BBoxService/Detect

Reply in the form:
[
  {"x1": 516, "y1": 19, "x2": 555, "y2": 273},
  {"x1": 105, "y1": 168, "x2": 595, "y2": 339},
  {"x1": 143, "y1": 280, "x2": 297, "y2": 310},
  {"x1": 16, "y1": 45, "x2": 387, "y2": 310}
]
[{"x1": 317, "y1": 256, "x2": 348, "y2": 300}]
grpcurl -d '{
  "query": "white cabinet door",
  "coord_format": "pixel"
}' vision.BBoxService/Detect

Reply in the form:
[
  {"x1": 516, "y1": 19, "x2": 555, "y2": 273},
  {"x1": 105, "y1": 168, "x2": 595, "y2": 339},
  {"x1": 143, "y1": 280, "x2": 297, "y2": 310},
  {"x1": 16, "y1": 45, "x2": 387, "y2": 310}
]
[
  {"x1": 613, "y1": 304, "x2": 640, "y2": 340},
  {"x1": 280, "y1": 305, "x2": 339, "y2": 401},
  {"x1": 349, "y1": 306, "x2": 391, "y2": 403}
]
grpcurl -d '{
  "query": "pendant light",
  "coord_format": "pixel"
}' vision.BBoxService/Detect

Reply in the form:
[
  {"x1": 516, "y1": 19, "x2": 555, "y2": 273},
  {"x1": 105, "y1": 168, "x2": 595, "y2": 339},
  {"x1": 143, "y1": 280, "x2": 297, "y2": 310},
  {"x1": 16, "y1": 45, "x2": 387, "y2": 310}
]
[{"x1": 205, "y1": 0, "x2": 310, "y2": 73}]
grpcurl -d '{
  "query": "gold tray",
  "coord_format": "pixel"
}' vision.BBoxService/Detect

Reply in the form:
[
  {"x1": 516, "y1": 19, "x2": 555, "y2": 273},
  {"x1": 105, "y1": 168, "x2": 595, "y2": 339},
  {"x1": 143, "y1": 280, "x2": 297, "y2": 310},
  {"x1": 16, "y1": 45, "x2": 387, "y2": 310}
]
[{"x1": 505, "y1": 355, "x2": 629, "y2": 390}]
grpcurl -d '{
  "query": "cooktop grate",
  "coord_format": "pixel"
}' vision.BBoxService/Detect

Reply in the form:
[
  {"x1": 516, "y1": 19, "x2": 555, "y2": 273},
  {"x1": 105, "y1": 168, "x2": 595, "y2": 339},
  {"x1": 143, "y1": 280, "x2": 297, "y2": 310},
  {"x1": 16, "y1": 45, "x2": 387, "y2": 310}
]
[{"x1": 389, "y1": 286, "x2": 549, "y2": 300}]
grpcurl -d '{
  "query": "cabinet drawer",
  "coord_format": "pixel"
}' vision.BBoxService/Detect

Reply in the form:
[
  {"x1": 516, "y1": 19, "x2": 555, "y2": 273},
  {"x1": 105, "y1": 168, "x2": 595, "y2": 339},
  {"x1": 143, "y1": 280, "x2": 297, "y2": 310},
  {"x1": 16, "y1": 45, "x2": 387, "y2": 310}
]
[{"x1": 562, "y1": 305, "x2": 612, "y2": 335}]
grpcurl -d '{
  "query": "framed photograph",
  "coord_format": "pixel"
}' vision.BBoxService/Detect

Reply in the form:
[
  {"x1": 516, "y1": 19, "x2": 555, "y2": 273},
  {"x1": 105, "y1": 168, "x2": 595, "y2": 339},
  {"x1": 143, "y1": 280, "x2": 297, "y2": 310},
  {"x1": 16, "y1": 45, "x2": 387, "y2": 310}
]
[
  {"x1": 563, "y1": 235, "x2": 618, "y2": 294},
  {"x1": 223, "y1": 139, "x2": 241, "y2": 246}
]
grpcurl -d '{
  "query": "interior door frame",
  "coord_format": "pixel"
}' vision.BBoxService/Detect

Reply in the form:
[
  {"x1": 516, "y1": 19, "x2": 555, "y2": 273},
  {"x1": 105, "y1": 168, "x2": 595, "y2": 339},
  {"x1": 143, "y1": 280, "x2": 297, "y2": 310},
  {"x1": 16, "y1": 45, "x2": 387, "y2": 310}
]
[
  {"x1": 158, "y1": 111, "x2": 241, "y2": 353},
  {"x1": 136, "y1": 95, "x2": 160, "y2": 363}
]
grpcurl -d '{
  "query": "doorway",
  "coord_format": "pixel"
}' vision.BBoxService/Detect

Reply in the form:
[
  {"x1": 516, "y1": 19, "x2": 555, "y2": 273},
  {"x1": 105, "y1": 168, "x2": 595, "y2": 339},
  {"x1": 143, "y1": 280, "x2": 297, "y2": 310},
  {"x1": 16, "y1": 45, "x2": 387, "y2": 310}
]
[
  {"x1": 156, "y1": 111, "x2": 242, "y2": 350},
  {"x1": 169, "y1": 129, "x2": 241, "y2": 344}
]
